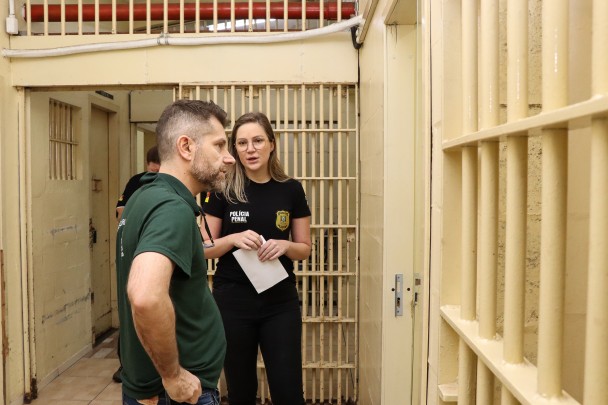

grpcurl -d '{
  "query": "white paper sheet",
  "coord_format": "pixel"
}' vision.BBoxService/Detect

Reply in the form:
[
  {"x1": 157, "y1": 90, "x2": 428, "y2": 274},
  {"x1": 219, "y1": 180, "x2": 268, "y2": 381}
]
[{"x1": 232, "y1": 248, "x2": 288, "y2": 293}]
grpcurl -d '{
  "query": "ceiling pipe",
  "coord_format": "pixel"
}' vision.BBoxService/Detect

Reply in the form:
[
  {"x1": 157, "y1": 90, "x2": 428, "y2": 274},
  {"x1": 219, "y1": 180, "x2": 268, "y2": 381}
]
[
  {"x1": 24, "y1": 2, "x2": 356, "y2": 23},
  {"x1": 2, "y1": 15, "x2": 363, "y2": 58}
]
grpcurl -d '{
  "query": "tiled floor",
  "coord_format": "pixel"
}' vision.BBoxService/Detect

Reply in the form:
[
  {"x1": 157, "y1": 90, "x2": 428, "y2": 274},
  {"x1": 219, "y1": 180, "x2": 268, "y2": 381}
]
[{"x1": 30, "y1": 331, "x2": 122, "y2": 405}]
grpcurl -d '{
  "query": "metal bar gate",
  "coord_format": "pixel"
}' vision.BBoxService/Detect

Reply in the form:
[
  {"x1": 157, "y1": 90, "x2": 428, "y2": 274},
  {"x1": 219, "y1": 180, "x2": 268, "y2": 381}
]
[{"x1": 176, "y1": 83, "x2": 359, "y2": 404}]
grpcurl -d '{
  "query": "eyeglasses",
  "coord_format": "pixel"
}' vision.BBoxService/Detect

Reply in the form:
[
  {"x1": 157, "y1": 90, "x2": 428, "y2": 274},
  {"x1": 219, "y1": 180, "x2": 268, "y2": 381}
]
[
  {"x1": 235, "y1": 137, "x2": 267, "y2": 152},
  {"x1": 200, "y1": 211, "x2": 215, "y2": 249}
]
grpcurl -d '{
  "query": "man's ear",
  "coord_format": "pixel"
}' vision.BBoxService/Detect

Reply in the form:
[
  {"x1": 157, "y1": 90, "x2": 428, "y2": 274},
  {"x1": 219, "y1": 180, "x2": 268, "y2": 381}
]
[{"x1": 176, "y1": 135, "x2": 194, "y2": 161}]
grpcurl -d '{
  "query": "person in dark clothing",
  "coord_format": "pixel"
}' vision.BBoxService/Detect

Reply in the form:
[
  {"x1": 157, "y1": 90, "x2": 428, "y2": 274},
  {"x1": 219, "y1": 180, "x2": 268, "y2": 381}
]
[
  {"x1": 203, "y1": 112, "x2": 311, "y2": 405},
  {"x1": 117, "y1": 99, "x2": 235, "y2": 405},
  {"x1": 113, "y1": 145, "x2": 161, "y2": 383},
  {"x1": 115, "y1": 145, "x2": 161, "y2": 219}
]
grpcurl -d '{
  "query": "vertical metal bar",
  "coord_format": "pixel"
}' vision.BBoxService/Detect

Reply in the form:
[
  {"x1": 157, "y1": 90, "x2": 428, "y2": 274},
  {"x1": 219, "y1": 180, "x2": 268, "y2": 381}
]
[
  {"x1": 164, "y1": 0, "x2": 168, "y2": 33},
  {"x1": 320, "y1": 0, "x2": 325, "y2": 27},
  {"x1": 584, "y1": 117, "x2": 608, "y2": 404},
  {"x1": 461, "y1": 146, "x2": 477, "y2": 321},
  {"x1": 266, "y1": 0, "x2": 270, "y2": 32},
  {"x1": 311, "y1": 86, "x2": 318, "y2": 402},
  {"x1": 112, "y1": 0, "x2": 116, "y2": 34},
  {"x1": 26, "y1": 0, "x2": 31, "y2": 36},
  {"x1": 501, "y1": 387, "x2": 519, "y2": 405},
  {"x1": 584, "y1": 0, "x2": 608, "y2": 402},
  {"x1": 462, "y1": 0, "x2": 478, "y2": 134},
  {"x1": 180, "y1": 0, "x2": 184, "y2": 33},
  {"x1": 301, "y1": 84, "x2": 309, "y2": 401},
  {"x1": 283, "y1": 85, "x2": 289, "y2": 172},
  {"x1": 328, "y1": 87, "x2": 335, "y2": 402},
  {"x1": 230, "y1": 85, "x2": 236, "y2": 130},
  {"x1": 146, "y1": 0, "x2": 151, "y2": 34},
  {"x1": 248, "y1": 0, "x2": 253, "y2": 31},
  {"x1": 302, "y1": 0, "x2": 306, "y2": 31},
  {"x1": 43, "y1": 0, "x2": 48, "y2": 35},
  {"x1": 319, "y1": 84, "x2": 326, "y2": 403},
  {"x1": 213, "y1": 0, "x2": 218, "y2": 32},
  {"x1": 476, "y1": 359, "x2": 493, "y2": 404},
  {"x1": 230, "y1": 0, "x2": 235, "y2": 32},
  {"x1": 95, "y1": 0, "x2": 99, "y2": 34},
  {"x1": 480, "y1": 0, "x2": 499, "y2": 129},
  {"x1": 507, "y1": 0, "x2": 529, "y2": 122},
  {"x1": 541, "y1": 0, "x2": 568, "y2": 111},
  {"x1": 537, "y1": 128, "x2": 568, "y2": 396},
  {"x1": 293, "y1": 87, "x2": 299, "y2": 178},
  {"x1": 354, "y1": 84, "x2": 360, "y2": 403},
  {"x1": 337, "y1": 84, "x2": 344, "y2": 403},
  {"x1": 538, "y1": 0, "x2": 568, "y2": 397},
  {"x1": 459, "y1": 144, "x2": 477, "y2": 405},
  {"x1": 77, "y1": 0, "x2": 82, "y2": 35},
  {"x1": 458, "y1": 340, "x2": 476, "y2": 405},
  {"x1": 129, "y1": 0, "x2": 134, "y2": 34},
  {"x1": 478, "y1": 141, "x2": 498, "y2": 339},
  {"x1": 503, "y1": 0, "x2": 529, "y2": 373},
  {"x1": 460, "y1": 26, "x2": 480, "y2": 405},
  {"x1": 503, "y1": 136, "x2": 527, "y2": 364},
  {"x1": 283, "y1": 0, "x2": 288, "y2": 32},
  {"x1": 60, "y1": 0, "x2": 65, "y2": 35},
  {"x1": 195, "y1": 0, "x2": 200, "y2": 33}
]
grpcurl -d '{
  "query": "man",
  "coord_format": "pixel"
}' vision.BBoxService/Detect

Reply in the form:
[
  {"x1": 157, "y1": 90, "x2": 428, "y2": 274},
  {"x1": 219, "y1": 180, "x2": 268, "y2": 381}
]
[
  {"x1": 116, "y1": 100, "x2": 235, "y2": 405},
  {"x1": 115, "y1": 145, "x2": 161, "y2": 219}
]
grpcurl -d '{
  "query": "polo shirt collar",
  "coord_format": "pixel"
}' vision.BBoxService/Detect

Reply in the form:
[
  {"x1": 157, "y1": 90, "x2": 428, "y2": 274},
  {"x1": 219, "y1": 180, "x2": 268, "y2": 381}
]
[{"x1": 141, "y1": 172, "x2": 202, "y2": 217}]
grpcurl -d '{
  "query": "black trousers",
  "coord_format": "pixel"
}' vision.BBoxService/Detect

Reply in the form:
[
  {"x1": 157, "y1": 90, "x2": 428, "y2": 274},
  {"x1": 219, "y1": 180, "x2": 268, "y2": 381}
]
[{"x1": 213, "y1": 281, "x2": 305, "y2": 405}]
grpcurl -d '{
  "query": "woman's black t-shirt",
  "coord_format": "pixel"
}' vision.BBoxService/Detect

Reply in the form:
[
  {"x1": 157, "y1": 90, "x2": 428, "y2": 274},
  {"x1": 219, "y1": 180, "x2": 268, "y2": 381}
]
[{"x1": 203, "y1": 178, "x2": 311, "y2": 288}]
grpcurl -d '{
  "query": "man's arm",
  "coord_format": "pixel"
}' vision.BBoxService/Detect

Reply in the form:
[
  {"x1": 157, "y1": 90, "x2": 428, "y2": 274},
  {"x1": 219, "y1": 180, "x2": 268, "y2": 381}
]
[{"x1": 127, "y1": 252, "x2": 201, "y2": 404}]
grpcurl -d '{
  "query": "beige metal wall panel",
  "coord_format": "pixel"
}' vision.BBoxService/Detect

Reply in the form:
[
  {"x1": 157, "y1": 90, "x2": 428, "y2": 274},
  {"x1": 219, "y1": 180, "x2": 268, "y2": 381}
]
[
  {"x1": 431, "y1": 0, "x2": 599, "y2": 403},
  {"x1": 357, "y1": 1, "x2": 386, "y2": 403},
  {"x1": 9, "y1": 34, "x2": 358, "y2": 87},
  {"x1": 382, "y1": 22, "x2": 416, "y2": 405},
  {"x1": 0, "y1": 84, "x2": 27, "y2": 405}
]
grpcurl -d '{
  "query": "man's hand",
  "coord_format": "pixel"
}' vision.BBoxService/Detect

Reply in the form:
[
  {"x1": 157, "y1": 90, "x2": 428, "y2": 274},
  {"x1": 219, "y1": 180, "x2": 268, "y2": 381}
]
[{"x1": 162, "y1": 367, "x2": 202, "y2": 404}]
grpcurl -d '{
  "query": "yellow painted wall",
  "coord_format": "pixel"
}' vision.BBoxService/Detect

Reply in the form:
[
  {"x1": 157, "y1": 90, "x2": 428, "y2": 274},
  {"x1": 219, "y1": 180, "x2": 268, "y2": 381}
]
[
  {"x1": 1, "y1": 20, "x2": 29, "y2": 405},
  {"x1": 358, "y1": 2, "x2": 389, "y2": 404}
]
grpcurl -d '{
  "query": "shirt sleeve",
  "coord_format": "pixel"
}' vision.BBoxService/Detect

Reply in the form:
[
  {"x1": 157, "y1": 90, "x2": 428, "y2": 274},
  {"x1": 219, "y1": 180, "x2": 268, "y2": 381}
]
[
  {"x1": 291, "y1": 180, "x2": 311, "y2": 218},
  {"x1": 134, "y1": 199, "x2": 199, "y2": 277}
]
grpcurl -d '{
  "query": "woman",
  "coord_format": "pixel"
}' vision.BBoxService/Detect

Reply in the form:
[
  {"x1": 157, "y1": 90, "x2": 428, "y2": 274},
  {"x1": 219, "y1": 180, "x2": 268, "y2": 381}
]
[{"x1": 202, "y1": 112, "x2": 311, "y2": 405}]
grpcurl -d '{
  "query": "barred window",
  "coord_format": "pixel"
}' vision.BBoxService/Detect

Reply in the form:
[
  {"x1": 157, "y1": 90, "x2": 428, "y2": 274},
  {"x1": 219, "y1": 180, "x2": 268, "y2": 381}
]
[{"x1": 49, "y1": 99, "x2": 78, "y2": 180}]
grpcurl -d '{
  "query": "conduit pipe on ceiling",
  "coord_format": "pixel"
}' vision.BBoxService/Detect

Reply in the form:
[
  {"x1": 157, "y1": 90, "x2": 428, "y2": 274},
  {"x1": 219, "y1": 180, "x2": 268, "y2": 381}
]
[
  {"x1": 24, "y1": 2, "x2": 356, "y2": 22},
  {"x1": 1, "y1": 15, "x2": 363, "y2": 58}
]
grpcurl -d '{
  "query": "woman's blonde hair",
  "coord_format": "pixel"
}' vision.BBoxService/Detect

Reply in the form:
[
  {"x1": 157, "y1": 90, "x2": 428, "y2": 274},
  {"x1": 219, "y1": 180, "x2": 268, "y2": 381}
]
[{"x1": 224, "y1": 112, "x2": 290, "y2": 203}]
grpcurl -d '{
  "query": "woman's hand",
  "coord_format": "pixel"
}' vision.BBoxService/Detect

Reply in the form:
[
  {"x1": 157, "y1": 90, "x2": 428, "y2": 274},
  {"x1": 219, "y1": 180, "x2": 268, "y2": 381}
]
[
  {"x1": 258, "y1": 239, "x2": 289, "y2": 262},
  {"x1": 231, "y1": 230, "x2": 263, "y2": 250}
]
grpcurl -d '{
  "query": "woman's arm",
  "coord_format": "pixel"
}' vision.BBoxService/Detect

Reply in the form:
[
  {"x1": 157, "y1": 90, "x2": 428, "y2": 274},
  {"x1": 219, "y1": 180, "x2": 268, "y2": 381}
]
[
  {"x1": 201, "y1": 214, "x2": 263, "y2": 259},
  {"x1": 258, "y1": 216, "x2": 311, "y2": 262}
]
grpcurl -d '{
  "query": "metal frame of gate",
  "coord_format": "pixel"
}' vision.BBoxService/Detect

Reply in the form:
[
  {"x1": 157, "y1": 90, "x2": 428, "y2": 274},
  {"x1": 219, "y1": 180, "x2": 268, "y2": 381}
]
[{"x1": 176, "y1": 83, "x2": 359, "y2": 404}]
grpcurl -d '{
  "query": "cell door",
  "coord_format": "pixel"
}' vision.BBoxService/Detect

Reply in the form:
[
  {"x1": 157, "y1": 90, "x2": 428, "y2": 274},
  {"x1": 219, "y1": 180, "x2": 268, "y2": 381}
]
[
  {"x1": 89, "y1": 106, "x2": 112, "y2": 338},
  {"x1": 176, "y1": 83, "x2": 359, "y2": 404}
]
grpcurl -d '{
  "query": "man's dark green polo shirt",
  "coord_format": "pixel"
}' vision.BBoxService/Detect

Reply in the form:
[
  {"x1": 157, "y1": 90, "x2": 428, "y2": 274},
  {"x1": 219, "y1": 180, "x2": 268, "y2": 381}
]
[{"x1": 116, "y1": 172, "x2": 226, "y2": 399}]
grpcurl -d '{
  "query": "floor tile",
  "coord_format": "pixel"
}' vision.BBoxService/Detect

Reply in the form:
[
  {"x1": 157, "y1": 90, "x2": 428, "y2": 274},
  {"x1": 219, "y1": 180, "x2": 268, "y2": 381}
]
[
  {"x1": 63, "y1": 357, "x2": 120, "y2": 378},
  {"x1": 94, "y1": 381, "x2": 122, "y2": 400},
  {"x1": 33, "y1": 375, "x2": 111, "y2": 401}
]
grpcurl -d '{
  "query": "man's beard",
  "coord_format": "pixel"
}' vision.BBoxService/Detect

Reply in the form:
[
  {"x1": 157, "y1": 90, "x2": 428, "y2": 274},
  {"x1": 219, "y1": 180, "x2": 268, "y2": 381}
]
[{"x1": 191, "y1": 149, "x2": 226, "y2": 192}]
